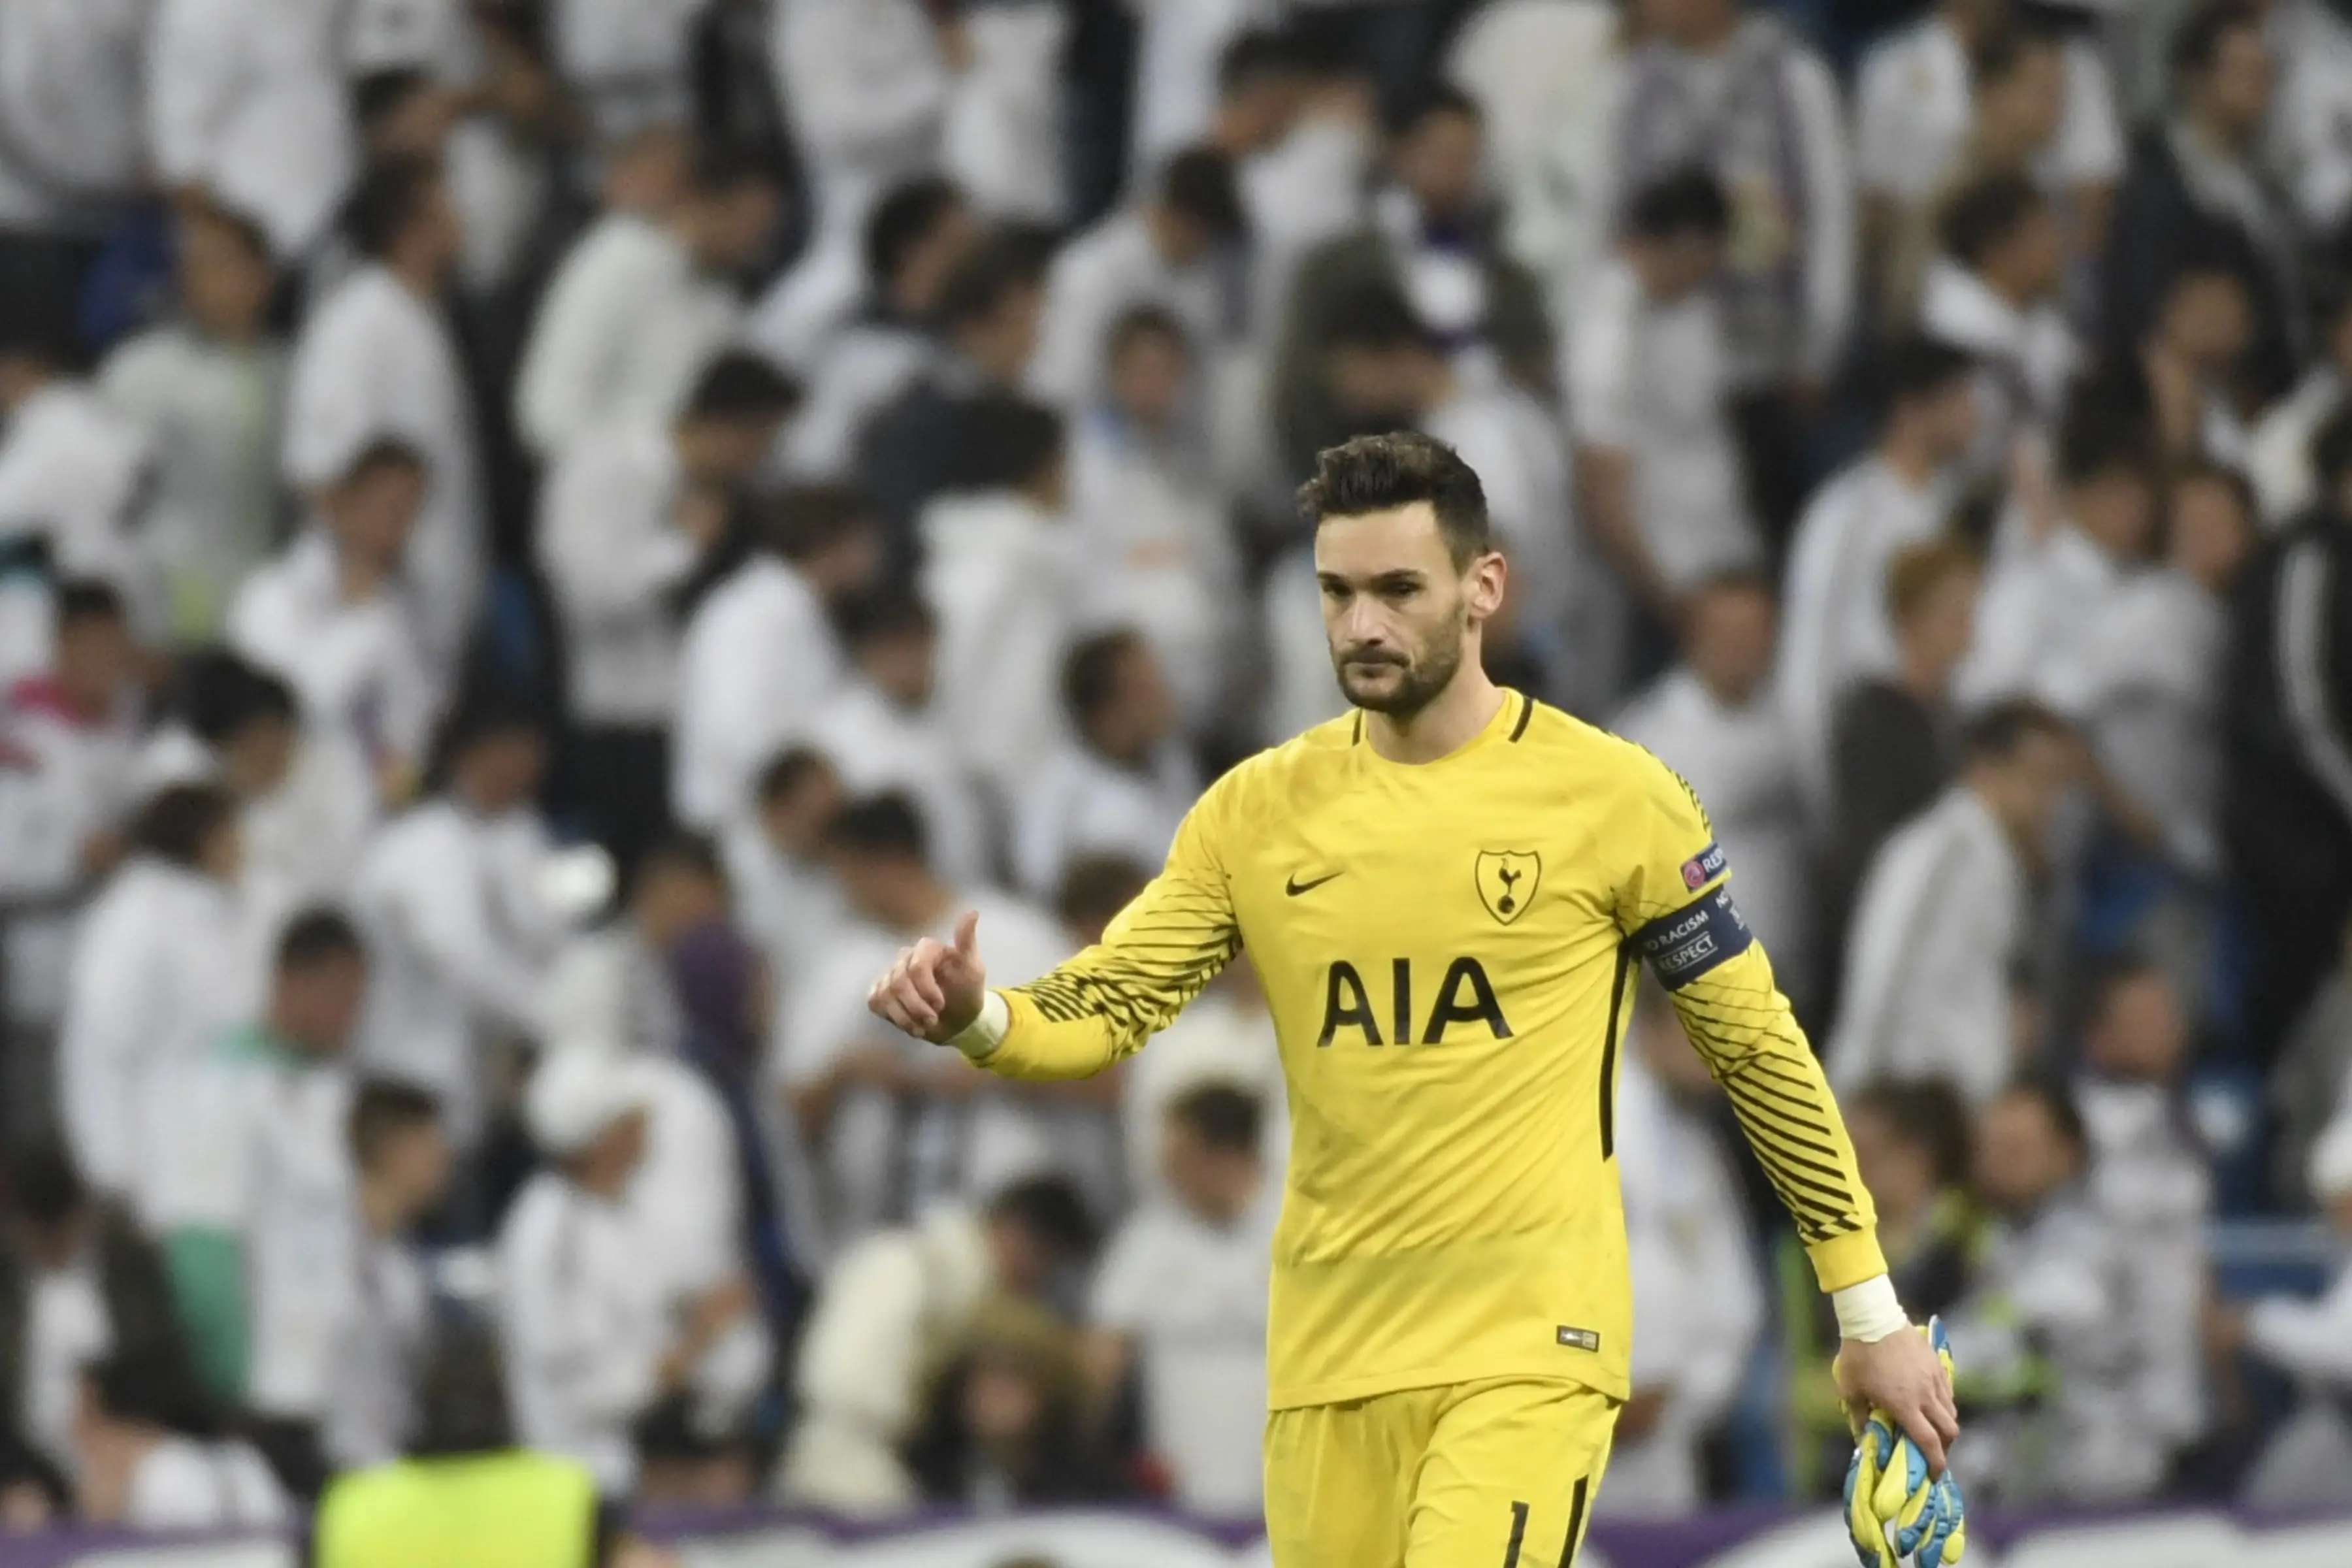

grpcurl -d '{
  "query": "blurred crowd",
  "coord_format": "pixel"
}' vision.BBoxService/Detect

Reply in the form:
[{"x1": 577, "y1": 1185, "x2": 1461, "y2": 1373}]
[{"x1": 1, "y1": 0, "x2": 2351, "y2": 1544}]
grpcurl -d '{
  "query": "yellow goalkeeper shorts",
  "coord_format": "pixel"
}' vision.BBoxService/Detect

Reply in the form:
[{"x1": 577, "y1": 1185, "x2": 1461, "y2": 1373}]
[{"x1": 1262, "y1": 1377, "x2": 1618, "y2": 1568}]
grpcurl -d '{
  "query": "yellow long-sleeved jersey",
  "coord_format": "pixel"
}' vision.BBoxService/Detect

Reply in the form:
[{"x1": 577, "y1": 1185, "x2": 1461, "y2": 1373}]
[{"x1": 979, "y1": 693, "x2": 1886, "y2": 1409}]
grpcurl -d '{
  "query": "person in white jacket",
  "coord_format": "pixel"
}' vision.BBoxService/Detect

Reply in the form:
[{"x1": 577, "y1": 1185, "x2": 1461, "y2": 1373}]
[
  {"x1": 549, "y1": 0, "x2": 714, "y2": 142},
  {"x1": 720, "y1": 746, "x2": 848, "y2": 1007},
  {"x1": 228, "y1": 440, "x2": 443, "y2": 813},
  {"x1": 514, "y1": 144, "x2": 782, "y2": 464},
  {"x1": 97, "y1": 199, "x2": 287, "y2": 648},
  {"x1": 1829, "y1": 701, "x2": 2075, "y2": 1107},
  {"x1": 673, "y1": 487, "x2": 879, "y2": 830},
  {"x1": 538, "y1": 352, "x2": 801, "y2": 867},
  {"x1": 351, "y1": 699, "x2": 563, "y2": 1149},
  {"x1": 941, "y1": 0, "x2": 1070, "y2": 225},
  {"x1": 768, "y1": 0, "x2": 950, "y2": 272},
  {"x1": 497, "y1": 1047, "x2": 766, "y2": 1497},
  {"x1": 57, "y1": 783, "x2": 259, "y2": 1206},
  {"x1": 280, "y1": 157, "x2": 485, "y2": 680},
  {"x1": 1603, "y1": 986, "x2": 1763, "y2": 1516},
  {"x1": 776, "y1": 1176, "x2": 1099, "y2": 1513}
]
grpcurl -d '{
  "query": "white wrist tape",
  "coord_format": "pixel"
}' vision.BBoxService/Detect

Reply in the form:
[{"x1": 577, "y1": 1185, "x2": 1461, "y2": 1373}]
[
  {"x1": 945, "y1": 989, "x2": 1009, "y2": 1061},
  {"x1": 1833, "y1": 1273, "x2": 1909, "y2": 1343}
]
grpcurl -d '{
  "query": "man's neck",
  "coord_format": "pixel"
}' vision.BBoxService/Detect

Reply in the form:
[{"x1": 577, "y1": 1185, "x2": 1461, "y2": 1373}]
[
  {"x1": 1678, "y1": 10, "x2": 1741, "y2": 51},
  {"x1": 1880, "y1": 428, "x2": 1942, "y2": 489},
  {"x1": 357, "y1": 1178, "x2": 409, "y2": 1241},
  {"x1": 336, "y1": 548, "x2": 389, "y2": 604},
  {"x1": 2182, "y1": 107, "x2": 2250, "y2": 164},
  {"x1": 1894, "y1": 644, "x2": 1948, "y2": 710},
  {"x1": 1365, "y1": 664, "x2": 1506, "y2": 764},
  {"x1": 388, "y1": 252, "x2": 442, "y2": 300}
]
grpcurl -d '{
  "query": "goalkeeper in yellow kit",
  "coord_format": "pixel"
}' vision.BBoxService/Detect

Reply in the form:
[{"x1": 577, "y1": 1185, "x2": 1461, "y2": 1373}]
[{"x1": 868, "y1": 433, "x2": 1959, "y2": 1566}]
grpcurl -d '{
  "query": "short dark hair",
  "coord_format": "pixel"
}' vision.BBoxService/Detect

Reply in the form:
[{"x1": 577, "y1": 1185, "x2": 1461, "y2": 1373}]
[
  {"x1": 1107, "y1": 304, "x2": 1192, "y2": 365},
  {"x1": 1877, "y1": 336, "x2": 1978, "y2": 410},
  {"x1": 1940, "y1": 172, "x2": 2048, "y2": 269},
  {"x1": 632, "y1": 830, "x2": 726, "y2": 896},
  {"x1": 1625, "y1": 167, "x2": 1731, "y2": 243},
  {"x1": 1886, "y1": 538, "x2": 1982, "y2": 622},
  {"x1": 87, "y1": 1350, "x2": 216, "y2": 1437},
  {"x1": 1062, "y1": 629, "x2": 1149, "y2": 727},
  {"x1": 175, "y1": 650, "x2": 296, "y2": 745},
  {"x1": 1054, "y1": 853, "x2": 1151, "y2": 933},
  {"x1": 755, "y1": 745, "x2": 836, "y2": 807},
  {"x1": 759, "y1": 485, "x2": 873, "y2": 563},
  {"x1": 2170, "y1": 0, "x2": 2264, "y2": 86},
  {"x1": 958, "y1": 394, "x2": 1064, "y2": 490},
  {"x1": 686, "y1": 140, "x2": 777, "y2": 199},
  {"x1": 2056, "y1": 397, "x2": 2157, "y2": 487},
  {"x1": 4, "y1": 1143, "x2": 86, "y2": 1231},
  {"x1": 864, "y1": 176, "x2": 966, "y2": 287},
  {"x1": 1390, "y1": 82, "x2": 1482, "y2": 140},
  {"x1": 182, "y1": 196, "x2": 272, "y2": 264},
  {"x1": 2083, "y1": 954, "x2": 2172, "y2": 1024},
  {"x1": 344, "y1": 154, "x2": 443, "y2": 259},
  {"x1": 1960, "y1": 698, "x2": 2070, "y2": 765},
  {"x1": 1320, "y1": 282, "x2": 1436, "y2": 357},
  {"x1": 935, "y1": 231, "x2": 1047, "y2": 333},
  {"x1": 349, "y1": 1079, "x2": 442, "y2": 1171},
  {"x1": 986, "y1": 1175, "x2": 1099, "y2": 1260},
  {"x1": 1158, "y1": 147, "x2": 1246, "y2": 244},
  {"x1": 277, "y1": 906, "x2": 365, "y2": 972},
  {"x1": 1217, "y1": 26, "x2": 1309, "y2": 97},
  {"x1": 428, "y1": 689, "x2": 546, "y2": 785},
  {"x1": 1999, "y1": 1075, "x2": 2089, "y2": 1156},
  {"x1": 838, "y1": 591, "x2": 936, "y2": 650},
  {"x1": 336, "y1": 436, "x2": 429, "y2": 489},
  {"x1": 409, "y1": 1319, "x2": 514, "y2": 1457},
  {"x1": 1850, "y1": 1080, "x2": 1972, "y2": 1189},
  {"x1": 1298, "y1": 431, "x2": 1492, "y2": 569},
  {"x1": 130, "y1": 783, "x2": 238, "y2": 868},
  {"x1": 354, "y1": 67, "x2": 436, "y2": 135},
  {"x1": 823, "y1": 792, "x2": 930, "y2": 864},
  {"x1": 2311, "y1": 401, "x2": 2352, "y2": 491},
  {"x1": 683, "y1": 351, "x2": 801, "y2": 424},
  {"x1": 54, "y1": 578, "x2": 126, "y2": 629},
  {"x1": 1969, "y1": 19, "x2": 2063, "y2": 88},
  {"x1": 1168, "y1": 1082, "x2": 1264, "y2": 1154}
]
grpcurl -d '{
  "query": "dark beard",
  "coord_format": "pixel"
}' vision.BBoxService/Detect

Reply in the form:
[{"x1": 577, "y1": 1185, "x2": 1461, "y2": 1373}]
[{"x1": 1331, "y1": 602, "x2": 1468, "y2": 719}]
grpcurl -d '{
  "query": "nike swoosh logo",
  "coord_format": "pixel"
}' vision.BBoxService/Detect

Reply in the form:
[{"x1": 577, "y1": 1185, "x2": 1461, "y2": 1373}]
[{"x1": 1286, "y1": 870, "x2": 1344, "y2": 896}]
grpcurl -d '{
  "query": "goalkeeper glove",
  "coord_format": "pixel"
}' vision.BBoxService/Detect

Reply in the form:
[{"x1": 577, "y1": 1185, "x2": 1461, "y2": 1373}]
[{"x1": 1842, "y1": 1316, "x2": 1967, "y2": 1567}]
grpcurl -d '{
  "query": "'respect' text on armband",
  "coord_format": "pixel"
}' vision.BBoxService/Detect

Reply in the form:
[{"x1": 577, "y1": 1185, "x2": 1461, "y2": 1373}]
[{"x1": 1631, "y1": 883, "x2": 1754, "y2": 989}]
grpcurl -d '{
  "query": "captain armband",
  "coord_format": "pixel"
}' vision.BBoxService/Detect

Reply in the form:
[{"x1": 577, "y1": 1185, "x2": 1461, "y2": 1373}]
[{"x1": 1631, "y1": 883, "x2": 1754, "y2": 990}]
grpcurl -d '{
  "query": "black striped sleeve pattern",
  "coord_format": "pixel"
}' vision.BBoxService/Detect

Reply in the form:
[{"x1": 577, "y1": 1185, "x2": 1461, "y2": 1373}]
[{"x1": 1008, "y1": 880, "x2": 1241, "y2": 1051}]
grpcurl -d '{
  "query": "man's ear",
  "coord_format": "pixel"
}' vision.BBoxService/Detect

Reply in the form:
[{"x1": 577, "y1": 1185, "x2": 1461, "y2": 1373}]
[{"x1": 1465, "y1": 549, "x2": 1509, "y2": 622}]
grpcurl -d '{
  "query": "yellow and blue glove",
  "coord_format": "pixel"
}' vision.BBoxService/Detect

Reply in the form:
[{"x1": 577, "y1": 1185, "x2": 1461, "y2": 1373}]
[{"x1": 1842, "y1": 1317, "x2": 1966, "y2": 1567}]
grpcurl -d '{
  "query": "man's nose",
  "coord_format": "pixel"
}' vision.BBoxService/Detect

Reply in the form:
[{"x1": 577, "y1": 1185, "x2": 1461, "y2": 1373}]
[{"x1": 1341, "y1": 599, "x2": 1390, "y2": 646}]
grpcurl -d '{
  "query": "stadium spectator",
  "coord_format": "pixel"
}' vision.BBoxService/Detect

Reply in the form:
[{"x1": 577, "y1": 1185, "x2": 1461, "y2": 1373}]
[
  {"x1": 2249, "y1": 284, "x2": 2352, "y2": 525},
  {"x1": 2103, "y1": 0, "x2": 2302, "y2": 406},
  {"x1": 1032, "y1": 146, "x2": 1245, "y2": 412},
  {"x1": 2225, "y1": 402, "x2": 2352, "y2": 1064},
  {"x1": 350, "y1": 698, "x2": 561, "y2": 1149},
  {"x1": 777, "y1": 1175, "x2": 1098, "y2": 1512},
  {"x1": 1600, "y1": 0, "x2": 1852, "y2": 535},
  {"x1": 514, "y1": 144, "x2": 781, "y2": 463},
  {"x1": 906, "y1": 1298, "x2": 1122, "y2": 1508},
  {"x1": 538, "y1": 351, "x2": 802, "y2": 868},
  {"x1": 720, "y1": 747, "x2": 846, "y2": 1002},
  {"x1": 767, "y1": 0, "x2": 951, "y2": 266},
  {"x1": 1014, "y1": 630, "x2": 1200, "y2": 904},
  {"x1": 542, "y1": 834, "x2": 728, "y2": 1060},
  {"x1": 1779, "y1": 338, "x2": 1981, "y2": 815},
  {"x1": 324, "y1": 1079, "x2": 449, "y2": 1471},
  {"x1": 229, "y1": 439, "x2": 441, "y2": 812},
  {"x1": 2131, "y1": 250, "x2": 2259, "y2": 468},
  {"x1": 1820, "y1": 541, "x2": 1984, "y2": 987},
  {"x1": 71, "y1": 1348, "x2": 287, "y2": 1529},
  {"x1": 281, "y1": 155, "x2": 483, "y2": 678},
  {"x1": 0, "y1": 3, "x2": 146, "y2": 317},
  {"x1": 1273, "y1": 86, "x2": 1552, "y2": 480},
  {"x1": 1615, "y1": 574, "x2": 1810, "y2": 1005},
  {"x1": 0, "y1": 1145, "x2": 193, "y2": 1512},
  {"x1": 1082, "y1": 1083, "x2": 1275, "y2": 1517},
  {"x1": 1831, "y1": 702, "x2": 2076, "y2": 1106},
  {"x1": 97, "y1": 199, "x2": 286, "y2": 648},
  {"x1": 1919, "y1": 172, "x2": 2079, "y2": 478},
  {"x1": 672, "y1": 486, "x2": 877, "y2": 830},
  {"x1": 56, "y1": 783, "x2": 255, "y2": 1206},
  {"x1": 1568, "y1": 167, "x2": 1750, "y2": 670},
  {"x1": 939, "y1": 0, "x2": 1070, "y2": 227},
  {"x1": 772, "y1": 794, "x2": 1075, "y2": 1241},
  {"x1": 1121, "y1": 953, "x2": 1286, "y2": 1209},
  {"x1": 1603, "y1": 989, "x2": 1763, "y2": 1517}
]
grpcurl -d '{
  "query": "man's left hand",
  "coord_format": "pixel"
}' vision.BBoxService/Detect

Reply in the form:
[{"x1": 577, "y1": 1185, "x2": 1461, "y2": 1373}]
[{"x1": 1835, "y1": 1321, "x2": 1960, "y2": 1475}]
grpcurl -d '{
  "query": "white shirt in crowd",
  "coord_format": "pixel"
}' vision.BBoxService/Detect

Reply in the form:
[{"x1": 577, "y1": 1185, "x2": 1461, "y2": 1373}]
[
  {"x1": 549, "y1": 0, "x2": 712, "y2": 141},
  {"x1": 721, "y1": 819, "x2": 848, "y2": 1005},
  {"x1": 1829, "y1": 787, "x2": 2024, "y2": 1108},
  {"x1": 1068, "y1": 414, "x2": 1243, "y2": 731},
  {"x1": 1613, "y1": 668, "x2": 1812, "y2": 996},
  {"x1": 2247, "y1": 363, "x2": 2344, "y2": 526},
  {"x1": 1958, "y1": 521, "x2": 2132, "y2": 708},
  {"x1": 58, "y1": 858, "x2": 260, "y2": 1203},
  {"x1": 0, "y1": 678, "x2": 142, "y2": 1031},
  {"x1": 0, "y1": 0, "x2": 147, "y2": 237},
  {"x1": 1778, "y1": 454, "x2": 1955, "y2": 817},
  {"x1": 120, "y1": 1435, "x2": 289, "y2": 1531},
  {"x1": 2267, "y1": 0, "x2": 2352, "y2": 236},
  {"x1": 774, "y1": 889, "x2": 1088, "y2": 1241},
  {"x1": 921, "y1": 490, "x2": 1081, "y2": 811},
  {"x1": 536, "y1": 416, "x2": 701, "y2": 728},
  {"x1": 806, "y1": 678, "x2": 988, "y2": 890},
  {"x1": 781, "y1": 316, "x2": 939, "y2": 480},
  {"x1": 1567, "y1": 259, "x2": 1758, "y2": 595},
  {"x1": 142, "y1": 1031, "x2": 357, "y2": 1425},
  {"x1": 1013, "y1": 740, "x2": 1199, "y2": 904},
  {"x1": 351, "y1": 800, "x2": 562, "y2": 1143},
  {"x1": 1237, "y1": 109, "x2": 1373, "y2": 335},
  {"x1": 20, "y1": 1252, "x2": 110, "y2": 1481},
  {"x1": 1124, "y1": 0, "x2": 1271, "y2": 176},
  {"x1": 1119, "y1": 987, "x2": 1287, "y2": 1207},
  {"x1": 769, "y1": 0, "x2": 947, "y2": 246},
  {"x1": 98, "y1": 321, "x2": 286, "y2": 646},
  {"x1": 1918, "y1": 258, "x2": 2079, "y2": 477},
  {"x1": 1853, "y1": 11, "x2": 2123, "y2": 206},
  {"x1": 515, "y1": 213, "x2": 743, "y2": 464},
  {"x1": 146, "y1": 0, "x2": 355, "y2": 258},
  {"x1": 1605, "y1": 1053, "x2": 1763, "y2": 1516},
  {"x1": 942, "y1": 1, "x2": 1070, "y2": 226},
  {"x1": 1030, "y1": 208, "x2": 1226, "y2": 412},
  {"x1": 0, "y1": 382, "x2": 155, "y2": 678},
  {"x1": 282, "y1": 263, "x2": 487, "y2": 676},
  {"x1": 227, "y1": 529, "x2": 442, "y2": 789},
  {"x1": 674, "y1": 555, "x2": 846, "y2": 829},
  {"x1": 1088, "y1": 1183, "x2": 1280, "y2": 1518},
  {"x1": 323, "y1": 1232, "x2": 433, "y2": 1470}
]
